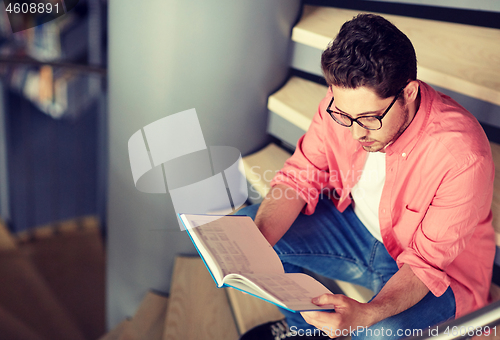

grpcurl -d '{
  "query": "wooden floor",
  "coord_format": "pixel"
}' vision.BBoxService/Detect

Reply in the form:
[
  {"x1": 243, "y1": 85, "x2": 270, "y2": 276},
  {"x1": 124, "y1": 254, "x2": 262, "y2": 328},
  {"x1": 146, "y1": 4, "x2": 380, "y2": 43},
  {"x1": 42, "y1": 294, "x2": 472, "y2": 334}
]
[
  {"x1": 100, "y1": 256, "x2": 285, "y2": 340},
  {"x1": 0, "y1": 216, "x2": 105, "y2": 340}
]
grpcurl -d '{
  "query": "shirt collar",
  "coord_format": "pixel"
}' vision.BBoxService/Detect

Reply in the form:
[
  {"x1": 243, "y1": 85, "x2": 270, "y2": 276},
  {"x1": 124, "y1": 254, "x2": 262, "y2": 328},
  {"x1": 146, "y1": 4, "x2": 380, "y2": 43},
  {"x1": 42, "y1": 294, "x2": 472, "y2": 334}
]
[{"x1": 384, "y1": 80, "x2": 433, "y2": 157}]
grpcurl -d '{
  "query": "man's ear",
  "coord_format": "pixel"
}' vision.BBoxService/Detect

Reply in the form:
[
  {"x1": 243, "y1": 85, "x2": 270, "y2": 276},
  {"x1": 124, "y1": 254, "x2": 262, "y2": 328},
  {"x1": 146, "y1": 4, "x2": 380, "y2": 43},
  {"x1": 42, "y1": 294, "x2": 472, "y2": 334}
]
[{"x1": 404, "y1": 80, "x2": 420, "y2": 104}]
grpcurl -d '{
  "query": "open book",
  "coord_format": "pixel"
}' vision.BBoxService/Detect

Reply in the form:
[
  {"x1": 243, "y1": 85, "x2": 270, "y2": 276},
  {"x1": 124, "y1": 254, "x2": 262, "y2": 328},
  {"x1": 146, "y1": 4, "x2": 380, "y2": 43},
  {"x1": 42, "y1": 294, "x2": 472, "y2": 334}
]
[{"x1": 179, "y1": 214, "x2": 335, "y2": 313}]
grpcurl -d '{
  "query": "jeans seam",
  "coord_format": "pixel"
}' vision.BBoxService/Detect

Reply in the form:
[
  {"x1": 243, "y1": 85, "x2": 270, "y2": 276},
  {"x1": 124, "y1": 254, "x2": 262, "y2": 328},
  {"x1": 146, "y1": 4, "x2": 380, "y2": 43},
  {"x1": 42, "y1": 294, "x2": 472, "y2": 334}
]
[
  {"x1": 278, "y1": 253, "x2": 361, "y2": 265},
  {"x1": 368, "y1": 241, "x2": 379, "y2": 267},
  {"x1": 368, "y1": 241, "x2": 393, "y2": 292}
]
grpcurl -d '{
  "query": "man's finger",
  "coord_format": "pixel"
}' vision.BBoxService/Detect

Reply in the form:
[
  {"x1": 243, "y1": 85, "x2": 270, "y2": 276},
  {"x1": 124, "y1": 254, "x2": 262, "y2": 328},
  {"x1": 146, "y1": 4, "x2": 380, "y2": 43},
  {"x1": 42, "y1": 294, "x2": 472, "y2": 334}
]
[
  {"x1": 312, "y1": 293, "x2": 348, "y2": 306},
  {"x1": 301, "y1": 310, "x2": 341, "y2": 325}
]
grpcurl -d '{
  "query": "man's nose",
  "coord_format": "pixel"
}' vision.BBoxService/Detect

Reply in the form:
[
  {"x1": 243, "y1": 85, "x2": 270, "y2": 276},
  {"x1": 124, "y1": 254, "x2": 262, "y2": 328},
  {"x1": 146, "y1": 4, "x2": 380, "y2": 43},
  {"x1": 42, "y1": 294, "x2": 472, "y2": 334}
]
[{"x1": 350, "y1": 122, "x2": 369, "y2": 140}]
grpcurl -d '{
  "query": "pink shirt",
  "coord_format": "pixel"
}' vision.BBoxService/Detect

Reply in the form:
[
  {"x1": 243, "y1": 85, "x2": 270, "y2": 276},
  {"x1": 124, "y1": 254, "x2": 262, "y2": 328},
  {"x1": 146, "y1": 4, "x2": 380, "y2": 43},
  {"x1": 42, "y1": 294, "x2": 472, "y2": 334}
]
[{"x1": 271, "y1": 81, "x2": 495, "y2": 318}]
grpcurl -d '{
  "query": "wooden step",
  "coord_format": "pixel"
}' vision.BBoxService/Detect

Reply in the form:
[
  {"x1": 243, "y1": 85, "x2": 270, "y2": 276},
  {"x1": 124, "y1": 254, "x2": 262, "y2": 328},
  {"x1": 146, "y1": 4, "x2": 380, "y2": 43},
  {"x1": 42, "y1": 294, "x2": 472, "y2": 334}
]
[
  {"x1": 162, "y1": 256, "x2": 238, "y2": 340},
  {"x1": 226, "y1": 288, "x2": 284, "y2": 334},
  {"x1": 17, "y1": 216, "x2": 106, "y2": 340},
  {"x1": 0, "y1": 217, "x2": 16, "y2": 251},
  {"x1": 267, "y1": 77, "x2": 325, "y2": 145},
  {"x1": 241, "y1": 143, "x2": 293, "y2": 199},
  {"x1": 0, "y1": 304, "x2": 45, "y2": 340},
  {"x1": 118, "y1": 291, "x2": 168, "y2": 340},
  {"x1": 15, "y1": 215, "x2": 99, "y2": 242},
  {"x1": 268, "y1": 77, "x2": 326, "y2": 133},
  {"x1": 0, "y1": 249, "x2": 86, "y2": 340},
  {"x1": 292, "y1": 5, "x2": 500, "y2": 106}
]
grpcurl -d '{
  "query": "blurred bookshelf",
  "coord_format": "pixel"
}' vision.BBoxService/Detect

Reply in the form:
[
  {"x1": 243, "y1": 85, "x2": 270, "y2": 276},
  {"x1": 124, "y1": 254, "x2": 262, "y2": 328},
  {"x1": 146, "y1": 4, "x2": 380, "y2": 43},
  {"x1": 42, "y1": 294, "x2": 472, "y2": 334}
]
[
  {"x1": 0, "y1": 0, "x2": 106, "y2": 119},
  {"x1": 0, "y1": 0, "x2": 108, "y2": 233}
]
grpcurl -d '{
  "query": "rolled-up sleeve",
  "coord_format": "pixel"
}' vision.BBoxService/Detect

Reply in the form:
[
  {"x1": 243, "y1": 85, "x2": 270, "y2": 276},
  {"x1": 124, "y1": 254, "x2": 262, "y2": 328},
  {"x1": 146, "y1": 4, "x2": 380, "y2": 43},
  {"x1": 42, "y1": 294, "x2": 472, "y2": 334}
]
[{"x1": 396, "y1": 153, "x2": 494, "y2": 297}]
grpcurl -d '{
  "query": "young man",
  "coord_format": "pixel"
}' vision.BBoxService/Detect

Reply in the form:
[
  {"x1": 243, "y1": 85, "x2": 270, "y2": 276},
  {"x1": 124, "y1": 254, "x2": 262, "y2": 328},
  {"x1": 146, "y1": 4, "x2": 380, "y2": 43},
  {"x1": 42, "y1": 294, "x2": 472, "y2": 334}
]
[{"x1": 237, "y1": 14, "x2": 495, "y2": 340}]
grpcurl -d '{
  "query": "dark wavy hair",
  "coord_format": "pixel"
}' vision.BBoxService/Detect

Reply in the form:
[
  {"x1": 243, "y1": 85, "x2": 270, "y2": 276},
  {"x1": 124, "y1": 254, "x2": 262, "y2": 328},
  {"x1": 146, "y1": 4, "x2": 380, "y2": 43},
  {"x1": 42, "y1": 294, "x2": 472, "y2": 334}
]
[{"x1": 321, "y1": 14, "x2": 417, "y2": 99}]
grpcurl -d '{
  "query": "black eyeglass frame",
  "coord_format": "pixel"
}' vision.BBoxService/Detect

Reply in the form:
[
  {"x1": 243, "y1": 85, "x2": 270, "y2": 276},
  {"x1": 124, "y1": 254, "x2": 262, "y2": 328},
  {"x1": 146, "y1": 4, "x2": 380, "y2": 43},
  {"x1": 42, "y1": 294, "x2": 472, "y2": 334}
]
[{"x1": 326, "y1": 87, "x2": 406, "y2": 131}]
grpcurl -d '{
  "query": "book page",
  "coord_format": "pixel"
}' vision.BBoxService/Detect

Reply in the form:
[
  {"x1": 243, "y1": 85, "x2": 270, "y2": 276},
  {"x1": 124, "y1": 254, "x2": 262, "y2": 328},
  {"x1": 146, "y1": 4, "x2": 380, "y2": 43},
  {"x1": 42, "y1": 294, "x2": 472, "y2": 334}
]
[
  {"x1": 225, "y1": 273, "x2": 335, "y2": 312},
  {"x1": 182, "y1": 215, "x2": 284, "y2": 279}
]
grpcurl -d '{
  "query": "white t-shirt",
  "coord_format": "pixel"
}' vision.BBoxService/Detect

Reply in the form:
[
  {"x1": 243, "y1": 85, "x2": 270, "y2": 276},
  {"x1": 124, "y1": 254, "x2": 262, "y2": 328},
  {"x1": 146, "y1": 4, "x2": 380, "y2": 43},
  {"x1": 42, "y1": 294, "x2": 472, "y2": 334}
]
[{"x1": 351, "y1": 152, "x2": 386, "y2": 242}]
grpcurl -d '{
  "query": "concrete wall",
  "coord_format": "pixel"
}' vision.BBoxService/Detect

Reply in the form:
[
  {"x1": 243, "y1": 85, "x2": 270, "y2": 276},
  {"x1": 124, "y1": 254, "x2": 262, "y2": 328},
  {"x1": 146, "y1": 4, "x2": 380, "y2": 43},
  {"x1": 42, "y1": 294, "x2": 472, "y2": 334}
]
[{"x1": 106, "y1": 0, "x2": 301, "y2": 328}]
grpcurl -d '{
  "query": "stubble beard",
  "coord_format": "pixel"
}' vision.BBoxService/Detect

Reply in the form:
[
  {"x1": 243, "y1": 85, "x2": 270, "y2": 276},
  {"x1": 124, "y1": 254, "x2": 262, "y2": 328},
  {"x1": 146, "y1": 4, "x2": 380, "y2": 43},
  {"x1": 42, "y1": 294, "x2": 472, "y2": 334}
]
[{"x1": 362, "y1": 104, "x2": 411, "y2": 153}]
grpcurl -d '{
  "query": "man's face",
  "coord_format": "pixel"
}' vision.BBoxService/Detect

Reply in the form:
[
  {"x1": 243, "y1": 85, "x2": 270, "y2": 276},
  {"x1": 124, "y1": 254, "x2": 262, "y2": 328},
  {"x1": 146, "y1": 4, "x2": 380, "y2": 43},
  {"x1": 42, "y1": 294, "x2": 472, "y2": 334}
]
[{"x1": 329, "y1": 85, "x2": 411, "y2": 153}]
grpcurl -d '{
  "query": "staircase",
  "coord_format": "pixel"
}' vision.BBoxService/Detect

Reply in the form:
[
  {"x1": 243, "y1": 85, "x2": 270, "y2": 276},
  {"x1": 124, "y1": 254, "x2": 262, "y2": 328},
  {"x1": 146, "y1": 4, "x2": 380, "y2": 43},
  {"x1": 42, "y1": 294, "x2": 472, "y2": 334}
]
[{"x1": 102, "y1": 4, "x2": 500, "y2": 340}]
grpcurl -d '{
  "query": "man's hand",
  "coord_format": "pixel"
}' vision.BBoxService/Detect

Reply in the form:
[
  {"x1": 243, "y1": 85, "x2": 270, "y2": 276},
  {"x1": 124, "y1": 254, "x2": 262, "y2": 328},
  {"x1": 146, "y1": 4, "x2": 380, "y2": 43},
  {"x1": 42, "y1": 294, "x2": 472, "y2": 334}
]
[
  {"x1": 301, "y1": 264, "x2": 430, "y2": 338},
  {"x1": 301, "y1": 294, "x2": 375, "y2": 338}
]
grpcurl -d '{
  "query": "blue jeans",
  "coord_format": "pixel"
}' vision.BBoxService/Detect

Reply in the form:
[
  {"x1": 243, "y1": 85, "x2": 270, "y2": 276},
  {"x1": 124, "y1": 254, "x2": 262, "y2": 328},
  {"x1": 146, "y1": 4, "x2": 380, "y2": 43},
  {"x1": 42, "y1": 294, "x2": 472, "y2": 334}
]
[{"x1": 236, "y1": 198, "x2": 456, "y2": 340}]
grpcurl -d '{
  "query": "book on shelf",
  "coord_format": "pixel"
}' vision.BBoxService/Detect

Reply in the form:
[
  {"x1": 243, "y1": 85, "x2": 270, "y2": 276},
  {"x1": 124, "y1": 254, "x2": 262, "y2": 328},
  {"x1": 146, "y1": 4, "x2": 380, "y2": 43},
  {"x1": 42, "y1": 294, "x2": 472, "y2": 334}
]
[{"x1": 179, "y1": 213, "x2": 335, "y2": 313}]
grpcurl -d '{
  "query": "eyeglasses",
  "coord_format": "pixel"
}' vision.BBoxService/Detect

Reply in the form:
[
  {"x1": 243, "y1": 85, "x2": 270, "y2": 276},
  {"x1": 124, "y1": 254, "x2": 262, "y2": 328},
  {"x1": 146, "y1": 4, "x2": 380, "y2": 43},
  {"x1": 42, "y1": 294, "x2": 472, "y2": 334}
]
[{"x1": 326, "y1": 87, "x2": 405, "y2": 130}]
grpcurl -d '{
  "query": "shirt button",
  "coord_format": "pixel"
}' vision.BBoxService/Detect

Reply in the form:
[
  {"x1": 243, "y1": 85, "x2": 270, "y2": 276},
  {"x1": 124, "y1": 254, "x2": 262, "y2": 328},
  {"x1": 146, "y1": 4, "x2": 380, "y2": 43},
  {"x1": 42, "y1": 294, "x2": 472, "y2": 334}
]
[
  {"x1": 382, "y1": 209, "x2": 386, "y2": 214},
  {"x1": 402, "y1": 153, "x2": 407, "y2": 157}
]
